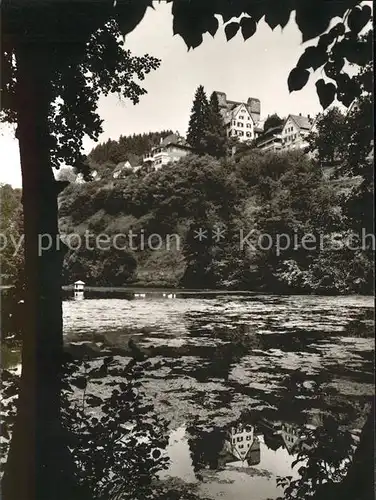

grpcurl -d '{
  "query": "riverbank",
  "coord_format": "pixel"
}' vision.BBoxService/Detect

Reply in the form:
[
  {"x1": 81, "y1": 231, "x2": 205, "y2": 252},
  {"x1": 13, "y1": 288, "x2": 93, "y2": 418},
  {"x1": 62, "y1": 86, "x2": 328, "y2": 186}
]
[{"x1": 61, "y1": 284, "x2": 374, "y2": 298}]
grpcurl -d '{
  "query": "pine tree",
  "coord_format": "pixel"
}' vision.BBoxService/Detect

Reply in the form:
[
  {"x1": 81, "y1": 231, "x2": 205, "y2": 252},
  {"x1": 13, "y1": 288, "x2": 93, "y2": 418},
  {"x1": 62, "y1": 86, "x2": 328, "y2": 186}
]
[
  {"x1": 205, "y1": 92, "x2": 228, "y2": 158},
  {"x1": 187, "y1": 85, "x2": 209, "y2": 153}
]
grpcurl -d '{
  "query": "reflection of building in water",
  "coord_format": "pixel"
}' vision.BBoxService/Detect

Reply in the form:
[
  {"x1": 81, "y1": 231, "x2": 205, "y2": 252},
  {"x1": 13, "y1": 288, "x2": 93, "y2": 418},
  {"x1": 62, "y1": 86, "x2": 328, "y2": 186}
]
[
  {"x1": 280, "y1": 422, "x2": 305, "y2": 454},
  {"x1": 260, "y1": 418, "x2": 312, "y2": 455},
  {"x1": 219, "y1": 424, "x2": 261, "y2": 466}
]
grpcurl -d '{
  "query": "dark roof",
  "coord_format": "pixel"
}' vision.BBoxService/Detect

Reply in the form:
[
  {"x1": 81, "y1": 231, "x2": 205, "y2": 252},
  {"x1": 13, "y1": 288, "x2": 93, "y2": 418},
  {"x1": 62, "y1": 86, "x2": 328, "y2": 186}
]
[
  {"x1": 160, "y1": 133, "x2": 189, "y2": 147},
  {"x1": 289, "y1": 114, "x2": 312, "y2": 130},
  {"x1": 161, "y1": 133, "x2": 179, "y2": 146}
]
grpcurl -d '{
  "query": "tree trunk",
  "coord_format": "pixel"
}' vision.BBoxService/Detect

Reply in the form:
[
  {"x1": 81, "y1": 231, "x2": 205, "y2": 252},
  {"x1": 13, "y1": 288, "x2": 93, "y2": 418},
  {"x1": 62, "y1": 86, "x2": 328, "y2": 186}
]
[
  {"x1": 337, "y1": 399, "x2": 375, "y2": 500},
  {"x1": 312, "y1": 400, "x2": 375, "y2": 500},
  {"x1": 2, "y1": 42, "x2": 80, "y2": 500}
]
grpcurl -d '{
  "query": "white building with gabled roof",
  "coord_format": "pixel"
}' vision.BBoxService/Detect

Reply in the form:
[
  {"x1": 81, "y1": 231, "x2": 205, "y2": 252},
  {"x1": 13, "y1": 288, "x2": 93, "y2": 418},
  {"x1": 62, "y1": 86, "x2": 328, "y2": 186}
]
[
  {"x1": 214, "y1": 91, "x2": 262, "y2": 143},
  {"x1": 143, "y1": 132, "x2": 192, "y2": 170},
  {"x1": 281, "y1": 113, "x2": 314, "y2": 151}
]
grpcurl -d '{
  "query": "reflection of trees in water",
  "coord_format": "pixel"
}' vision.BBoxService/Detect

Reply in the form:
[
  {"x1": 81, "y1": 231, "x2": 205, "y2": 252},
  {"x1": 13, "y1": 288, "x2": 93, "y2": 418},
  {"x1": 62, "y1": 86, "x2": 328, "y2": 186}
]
[
  {"x1": 273, "y1": 368, "x2": 372, "y2": 432},
  {"x1": 183, "y1": 308, "x2": 353, "y2": 354},
  {"x1": 1, "y1": 357, "x2": 172, "y2": 500},
  {"x1": 186, "y1": 424, "x2": 225, "y2": 476},
  {"x1": 184, "y1": 318, "x2": 266, "y2": 381},
  {"x1": 274, "y1": 410, "x2": 372, "y2": 500}
]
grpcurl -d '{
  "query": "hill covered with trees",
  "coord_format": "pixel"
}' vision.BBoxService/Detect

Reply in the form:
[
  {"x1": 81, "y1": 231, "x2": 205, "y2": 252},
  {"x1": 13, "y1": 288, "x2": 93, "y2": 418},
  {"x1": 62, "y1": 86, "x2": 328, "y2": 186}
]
[
  {"x1": 57, "y1": 141, "x2": 372, "y2": 293},
  {"x1": 3, "y1": 97, "x2": 372, "y2": 295}
]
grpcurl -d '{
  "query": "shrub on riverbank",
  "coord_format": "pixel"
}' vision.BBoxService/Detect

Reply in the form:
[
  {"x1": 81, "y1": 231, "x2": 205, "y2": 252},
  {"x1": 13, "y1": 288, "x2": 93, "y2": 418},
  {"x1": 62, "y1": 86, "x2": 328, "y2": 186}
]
[{"x1": 0, "y1": 356, "x2": 210, "y2": 500}]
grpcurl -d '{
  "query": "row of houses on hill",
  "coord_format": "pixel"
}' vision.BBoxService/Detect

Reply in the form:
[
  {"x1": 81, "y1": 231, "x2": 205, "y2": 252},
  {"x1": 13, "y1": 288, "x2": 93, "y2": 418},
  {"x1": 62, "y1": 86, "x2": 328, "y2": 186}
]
[
  {"x1": 77, "y1": 91, "x2": 316, "y2": 179},
  {"x1": 136, "y1": 94, "x2": 314, "y2": 171},
  {"x1": 214, "y1": 91, "x2": 314, "y2": 153}
]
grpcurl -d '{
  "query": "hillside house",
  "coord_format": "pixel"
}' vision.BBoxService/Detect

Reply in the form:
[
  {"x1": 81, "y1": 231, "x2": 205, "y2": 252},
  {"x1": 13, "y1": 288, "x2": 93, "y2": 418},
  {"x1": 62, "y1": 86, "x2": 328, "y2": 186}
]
[
  {"x1": 112, "y1": 158, "x2": 142, "y2": 178},
  {"x1": 75, "y1": 169, "x2": 100, "y2": 184},
  {"x1": 280, "y1": 113, "x2": 313, "y2": 151},
  {"x1": 113, "y1": 160, "x2": 133, "y2": 178},
  {"x1": 143, "y1": 133, "x2": 192, "y2": 170},
  {"x1": 214, "y1": 91, "x2": 263, "y2": 143}
]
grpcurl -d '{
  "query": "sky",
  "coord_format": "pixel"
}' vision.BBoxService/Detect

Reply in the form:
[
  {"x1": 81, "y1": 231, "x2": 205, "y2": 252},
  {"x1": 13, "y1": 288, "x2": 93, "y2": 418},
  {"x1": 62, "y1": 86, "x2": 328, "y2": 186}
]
[{"x1": 0, "y1": 2, "x2": 335, "y2": 188}]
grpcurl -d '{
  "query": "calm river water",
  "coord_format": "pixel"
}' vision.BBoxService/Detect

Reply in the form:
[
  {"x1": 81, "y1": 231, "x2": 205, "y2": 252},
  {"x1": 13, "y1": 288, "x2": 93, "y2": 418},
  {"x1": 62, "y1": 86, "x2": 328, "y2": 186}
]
[{"x1": 63, "y1": 293, "x2": 374, "y2": 500}]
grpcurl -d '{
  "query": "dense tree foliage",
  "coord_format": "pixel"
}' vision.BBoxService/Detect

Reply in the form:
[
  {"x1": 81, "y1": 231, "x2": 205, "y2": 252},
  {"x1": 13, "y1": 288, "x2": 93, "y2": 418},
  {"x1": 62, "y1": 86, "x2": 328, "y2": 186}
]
[
  {"x1": 88, "y1": 130, "x2": 173, "y2": 167},
  {"x1": 5, "y1": 141, "x2": 372, "y2": 296},
  {"x1": 204, "y1": 92, "x2": 228, "y2": 158},
  {"x1": 307, "y1": 107, "x2": 347, "y2": 165},
  {"x1": 263, "y1": 113, "x2": 284, "y2": 133},
  {"x1": 187, "y1": 86, "x2": 227, "y2": 158},
  {"x1": 306, "y1": 57, "x2": 374, "y2": 294},
  {"x1": 54, "y1": 146, "x2": 374, "y2": 294},
  {"x1": 0, "y1": 184, "x2": 23, "y2": 283}
]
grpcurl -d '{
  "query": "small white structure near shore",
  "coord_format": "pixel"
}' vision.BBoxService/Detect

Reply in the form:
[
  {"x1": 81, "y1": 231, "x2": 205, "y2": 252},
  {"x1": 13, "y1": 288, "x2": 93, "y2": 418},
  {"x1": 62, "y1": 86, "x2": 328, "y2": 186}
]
[
  {"x1": 74, "y1": 280, "x2": 85, "y2": 300},
  {"x1": 74, "y1": 280, "x2": 85, "y2": 292}
]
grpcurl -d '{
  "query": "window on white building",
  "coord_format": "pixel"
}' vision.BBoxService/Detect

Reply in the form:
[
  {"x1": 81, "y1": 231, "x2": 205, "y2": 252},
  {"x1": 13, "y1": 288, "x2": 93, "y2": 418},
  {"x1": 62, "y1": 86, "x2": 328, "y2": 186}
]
[
  {"x1": 246, "y1": 123, "x2": 252, "y2": 128},
  {"x1": 239, "y1": 131, "x2": 244, "y2": 136},
  {"x1": 246, "y1": 132, "x2": 251, "y2": 137}
]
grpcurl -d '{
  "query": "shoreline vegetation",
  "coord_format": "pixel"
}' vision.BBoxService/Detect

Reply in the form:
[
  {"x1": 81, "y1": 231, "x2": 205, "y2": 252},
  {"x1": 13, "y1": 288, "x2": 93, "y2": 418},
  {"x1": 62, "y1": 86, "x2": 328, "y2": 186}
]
[{"x1": 61, "y1": 285, "x2": 373, "y2": 297}]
